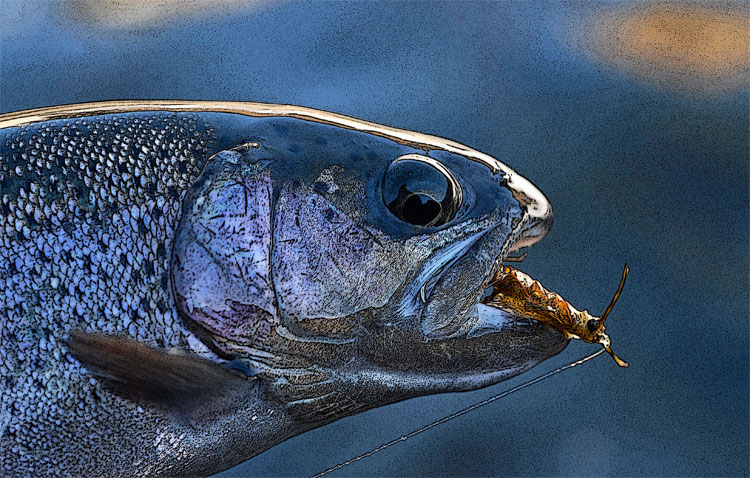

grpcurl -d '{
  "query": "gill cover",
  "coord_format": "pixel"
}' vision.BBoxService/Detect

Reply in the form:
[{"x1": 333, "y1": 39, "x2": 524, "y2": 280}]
[{"x1": 171, "y1": 147, "x2": 277, "y2": 348}]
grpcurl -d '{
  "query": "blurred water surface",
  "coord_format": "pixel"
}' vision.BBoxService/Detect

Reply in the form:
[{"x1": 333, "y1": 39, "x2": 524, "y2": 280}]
[{"x1": 1, "y1": 1, "x2": 748, "y2": 476}]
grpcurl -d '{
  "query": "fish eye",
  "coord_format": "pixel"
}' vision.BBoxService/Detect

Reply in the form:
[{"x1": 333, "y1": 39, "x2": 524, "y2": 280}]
[
  {"x1": 586, "y1": 319, "x2": 601, "y2": 332},
  {"x1": 383, "y1": 154, "x2": 463, "y2": 227}
]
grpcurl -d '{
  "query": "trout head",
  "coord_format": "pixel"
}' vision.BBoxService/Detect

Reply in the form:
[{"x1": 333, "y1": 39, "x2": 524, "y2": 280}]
[{"x1": 171, "y1": 117, "x2": 568, "y2": 421}]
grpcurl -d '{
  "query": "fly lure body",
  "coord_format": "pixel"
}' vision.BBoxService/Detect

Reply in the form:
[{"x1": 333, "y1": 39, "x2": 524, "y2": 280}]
[{"x1": 484, "y1": 264, "x2": 630, "y2": 367}]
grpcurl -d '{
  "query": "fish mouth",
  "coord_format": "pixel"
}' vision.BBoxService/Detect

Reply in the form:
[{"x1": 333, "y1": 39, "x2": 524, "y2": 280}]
[
  {"x1": 466, "y1": 235, "x2": 551, "y2": 338},
  {"x1": 462, "y1": 174, "x2": 558, "y2": 339},
  {"x1": 414, "y1": 173, "x2": 558, "y2": 340}
]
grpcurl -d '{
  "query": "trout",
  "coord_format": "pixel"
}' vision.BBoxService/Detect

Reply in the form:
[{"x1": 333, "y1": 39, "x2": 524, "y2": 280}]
[{"x1": 1, "y1": 101, "x2": 570, "y2": 475}]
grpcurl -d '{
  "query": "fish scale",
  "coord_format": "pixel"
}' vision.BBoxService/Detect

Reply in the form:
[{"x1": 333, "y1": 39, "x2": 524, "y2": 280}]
[{"x1": 0, "y1": 113, "x2": 216, "y2": 474}]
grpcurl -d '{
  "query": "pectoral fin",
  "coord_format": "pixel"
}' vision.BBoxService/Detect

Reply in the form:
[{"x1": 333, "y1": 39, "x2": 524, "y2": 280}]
[{"x1": 65, "y1": 331, "x2": 256, "y2": 417}]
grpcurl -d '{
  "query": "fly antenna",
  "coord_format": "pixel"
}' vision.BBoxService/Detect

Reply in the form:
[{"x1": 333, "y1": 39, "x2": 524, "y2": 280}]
[
  {"x1": 596, "y1": 263, "x2": 630, "y2": 367},
  {"x1": 601, "y1": 263, "x2": 628, "y2": 323}
]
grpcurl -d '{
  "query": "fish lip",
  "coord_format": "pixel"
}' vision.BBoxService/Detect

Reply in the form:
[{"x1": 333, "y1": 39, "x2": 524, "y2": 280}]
[{"x1": 472, "y1": 189, "x2": 551, "y2": 309}]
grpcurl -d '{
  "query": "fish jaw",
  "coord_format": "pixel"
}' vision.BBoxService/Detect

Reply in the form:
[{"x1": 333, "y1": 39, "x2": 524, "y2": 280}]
[{"x1": 352, "y1": 213, "x2": 569, "y2": 402}]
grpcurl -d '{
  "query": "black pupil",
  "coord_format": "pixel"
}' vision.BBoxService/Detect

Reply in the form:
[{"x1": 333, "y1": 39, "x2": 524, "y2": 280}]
[
  {"x1": 400, "y1": 193, "x2": 441, "y2": 226},
  {"x1": 587, "y1": 320, "x2": 600, "y2": 332},
  {"x1": 382, "y1": 158, "x2": 457, "y2": 227}
]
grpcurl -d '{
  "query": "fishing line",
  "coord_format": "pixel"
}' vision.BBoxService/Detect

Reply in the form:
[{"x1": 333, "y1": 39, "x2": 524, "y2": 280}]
[{"x1": 311, "y1": 349, "x2": 605, "y2": 477}]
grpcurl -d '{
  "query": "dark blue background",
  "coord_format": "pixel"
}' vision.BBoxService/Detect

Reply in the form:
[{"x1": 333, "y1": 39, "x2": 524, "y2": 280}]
[{"x1": 2, "y1": 1, "x2": 747, "y2": 476}]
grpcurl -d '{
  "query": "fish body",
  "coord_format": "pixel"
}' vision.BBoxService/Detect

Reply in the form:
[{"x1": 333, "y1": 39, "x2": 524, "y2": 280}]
[{"x1": 0, "y1": 102, "x2": 567, "y2": 475}]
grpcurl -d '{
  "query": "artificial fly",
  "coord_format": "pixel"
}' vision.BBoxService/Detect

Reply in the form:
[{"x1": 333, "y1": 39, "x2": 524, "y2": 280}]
[{"x1": 483, "y1": 264, "x2": 630, "y2": 367}]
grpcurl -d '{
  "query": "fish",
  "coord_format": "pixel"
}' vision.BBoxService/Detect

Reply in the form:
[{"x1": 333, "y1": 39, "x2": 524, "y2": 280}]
[{"x1": 1, "y1": 100, "x2": 568, "y2": 476}]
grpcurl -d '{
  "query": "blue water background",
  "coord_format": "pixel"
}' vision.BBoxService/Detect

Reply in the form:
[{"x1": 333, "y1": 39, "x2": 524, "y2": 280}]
[{"x1": 1, "y1": 1, "x2": 747, "y2": 476}]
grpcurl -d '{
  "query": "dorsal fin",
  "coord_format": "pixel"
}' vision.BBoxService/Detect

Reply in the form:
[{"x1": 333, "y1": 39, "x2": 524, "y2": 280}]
[{"x1": 65, "y1": 331, "x2": 255, "y2": 416}]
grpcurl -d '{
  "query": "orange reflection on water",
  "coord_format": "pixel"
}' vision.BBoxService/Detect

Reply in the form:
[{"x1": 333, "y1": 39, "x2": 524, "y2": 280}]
[
  {"x1": 587, "y1": 4, "x2": 749, "y2": 95},
  {"x1": 66, "y1": 0, "x2": 265, "y2": 29}
]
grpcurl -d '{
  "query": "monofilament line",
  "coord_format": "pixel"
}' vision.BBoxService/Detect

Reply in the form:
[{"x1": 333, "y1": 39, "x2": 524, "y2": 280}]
[{"x1": 311, "y1": 349, "x2": 606, "y2": 478}]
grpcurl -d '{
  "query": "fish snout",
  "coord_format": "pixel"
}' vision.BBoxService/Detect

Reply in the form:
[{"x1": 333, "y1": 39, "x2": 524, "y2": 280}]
[{"x1": 504, "y1": 172, "x2": 553, "y2": 253}]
